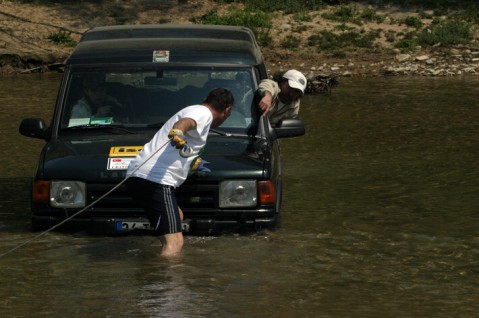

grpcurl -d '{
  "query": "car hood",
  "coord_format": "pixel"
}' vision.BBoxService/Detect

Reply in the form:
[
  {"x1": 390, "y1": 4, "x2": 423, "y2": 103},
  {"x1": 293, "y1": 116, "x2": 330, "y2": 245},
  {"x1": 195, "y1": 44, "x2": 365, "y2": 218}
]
[{"x1": 39, "y1": 133, "x2": 266, "y2": 182}]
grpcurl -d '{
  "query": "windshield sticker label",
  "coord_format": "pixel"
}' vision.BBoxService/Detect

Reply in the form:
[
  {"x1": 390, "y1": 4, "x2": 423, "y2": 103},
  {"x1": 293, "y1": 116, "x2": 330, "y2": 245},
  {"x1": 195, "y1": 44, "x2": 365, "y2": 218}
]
[
  {"x1": 153, "y1": 50, "x2": 170, "y2": 63},
  {"x1": 90, "y1": 117, "x2": 113, "y2": 125},
  {"x1": 68, "y1": 117, "x2": 113, "y2": 127},
  {"x1": 68, "y1": 118, "x2": 90, "y2": 127}
]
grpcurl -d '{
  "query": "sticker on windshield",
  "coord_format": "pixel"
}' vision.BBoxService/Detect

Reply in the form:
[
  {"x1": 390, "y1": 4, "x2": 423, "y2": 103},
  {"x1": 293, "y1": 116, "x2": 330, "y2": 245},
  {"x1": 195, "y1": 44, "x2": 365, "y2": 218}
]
[
  {"x1": 90, "y1": 117, "x2": 113, "y2": 125},
  {"x1": 153, "y1": 50, "x2": 170, "y2": 63},
  {"x1": 67, "y1": 117, "x2": 113, "y2": 127},
  {"x1": 68, "y1": 118, "x2": 90, "y2": 127}
]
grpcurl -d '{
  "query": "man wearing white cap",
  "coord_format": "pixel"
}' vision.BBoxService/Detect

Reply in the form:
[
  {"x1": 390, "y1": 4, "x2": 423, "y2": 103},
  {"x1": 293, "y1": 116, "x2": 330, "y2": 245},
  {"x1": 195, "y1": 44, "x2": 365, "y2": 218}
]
[{"x1": 257, "y1": 69, "x2": 307, "y2": 126}]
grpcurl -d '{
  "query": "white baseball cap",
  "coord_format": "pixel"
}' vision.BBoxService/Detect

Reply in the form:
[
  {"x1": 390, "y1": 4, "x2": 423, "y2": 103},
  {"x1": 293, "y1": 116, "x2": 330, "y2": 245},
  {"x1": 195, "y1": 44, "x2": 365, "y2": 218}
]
[{"x1": 282, "y1": 69, "x2": 307, "y2": 93}]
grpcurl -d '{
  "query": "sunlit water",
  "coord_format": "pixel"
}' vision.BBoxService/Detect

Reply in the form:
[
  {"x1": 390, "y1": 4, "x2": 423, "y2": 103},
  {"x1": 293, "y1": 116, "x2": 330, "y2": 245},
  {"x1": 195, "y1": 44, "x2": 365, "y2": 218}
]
[{"x1": 0, "y1": 75, "x2": 478, "y2": 317}]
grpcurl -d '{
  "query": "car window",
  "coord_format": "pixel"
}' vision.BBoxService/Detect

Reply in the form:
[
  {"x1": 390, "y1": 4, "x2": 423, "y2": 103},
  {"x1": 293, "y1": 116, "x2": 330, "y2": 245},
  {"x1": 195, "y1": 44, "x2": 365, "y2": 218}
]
[{"x1": 60, "y1": 67, "x2": 256, "y2": 133}]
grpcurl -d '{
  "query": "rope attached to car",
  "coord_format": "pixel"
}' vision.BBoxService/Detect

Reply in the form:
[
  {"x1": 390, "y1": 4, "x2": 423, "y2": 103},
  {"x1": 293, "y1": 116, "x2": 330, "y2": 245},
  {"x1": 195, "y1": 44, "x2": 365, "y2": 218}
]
[{"x1": 0, "y1": 137, "x2": 188, "y2": 259}]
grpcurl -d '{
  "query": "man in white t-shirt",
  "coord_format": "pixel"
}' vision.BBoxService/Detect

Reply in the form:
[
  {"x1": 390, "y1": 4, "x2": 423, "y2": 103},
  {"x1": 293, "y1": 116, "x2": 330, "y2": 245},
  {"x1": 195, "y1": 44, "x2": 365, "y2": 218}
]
[{"x1": 126, "y1": 88, "x2": 234, "y2": 257}]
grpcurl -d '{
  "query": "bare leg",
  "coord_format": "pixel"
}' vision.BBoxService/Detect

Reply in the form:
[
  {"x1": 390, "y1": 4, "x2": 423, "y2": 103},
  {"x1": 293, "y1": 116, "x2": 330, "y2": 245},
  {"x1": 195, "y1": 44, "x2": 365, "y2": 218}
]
[
  {"x1": 178, "y1": 206, "x2": 184, "y2": 221},
  {"x1": 160, "y1": 232, "x2": 184, "y2": 257},
  {"x1": 159, "y1": 206, "x2": 184, "y2": 257}
]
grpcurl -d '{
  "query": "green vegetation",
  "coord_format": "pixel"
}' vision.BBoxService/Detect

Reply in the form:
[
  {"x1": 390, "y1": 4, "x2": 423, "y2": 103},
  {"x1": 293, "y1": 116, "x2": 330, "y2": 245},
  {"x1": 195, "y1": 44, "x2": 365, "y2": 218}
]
[
  {"x1": 451, "y1": 6, "x2": 479, "y2": 24},
  {"x1": 292, "y1": 12, "x2": 313, "y2": 23},
  {"x1": 322, "y1": 6, "x2": 362, "y2": 25},
  {"x1": 306, "y1": 28, "x2": 380, "y2": 58},
  {"x1": 195, "y1": 0, "x2": 477, "y2": 57},
  {"x1": 308, "y1": 29, "x2": 379, "y2": 51},
  {"x1": 417, "y1": 20, "x2": 472, "y2": 46},
  {"x1": 193, "y1": 7, "x2": 272, "y2": 29},
  {"x1": 239, "y1": 0, "x2": 324, "y2": 14},
  {"x1": 393, "y1": 19, "x2": 472, "y2": 51},
  {"x1": 47, "y1": 31, "x2": 77, "y2": 47},
  {"x1": 193, "y1": 7, "x2": 274, "y2": 46},
  {"x1": 18, "y1": 0, "x2": 102, "y2": 3},
  {"x1": 404, "y1": 16, "x2": 423, "y2": 29},
  {"x1": 334, "y1": 23, "x2": 357, "y2": 32},
  {"x1": 25, "y1": 0, "x2": 478, "y2": 58},
  {"x1": 360, "y1": 8, "x2": 385, "y2": 23},
  {"x1": 196, "y1": 1, "x2": 392, "y2": 56},
  {"x1": 331, "y1": 49, "x2": 347, "y2": 58},
  {"x1": 17, "y1": 0, "x2": 479, "y2": 12},
  {"x1": 395, "y1": 38, "x2": 418, "y2": 51},
  {"x1": 364, "y1": 0, "x2": 478, "y2": 10},
  {"x1": 281, "y1": 35, "x2": 301, "y2": 49}
]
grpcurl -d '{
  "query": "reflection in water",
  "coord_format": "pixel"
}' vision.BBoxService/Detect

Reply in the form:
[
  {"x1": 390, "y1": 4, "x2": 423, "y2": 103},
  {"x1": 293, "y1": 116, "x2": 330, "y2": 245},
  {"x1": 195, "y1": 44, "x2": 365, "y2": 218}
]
[{"x1": 1, "y1": 75, "x2": 479, "y2": 317}]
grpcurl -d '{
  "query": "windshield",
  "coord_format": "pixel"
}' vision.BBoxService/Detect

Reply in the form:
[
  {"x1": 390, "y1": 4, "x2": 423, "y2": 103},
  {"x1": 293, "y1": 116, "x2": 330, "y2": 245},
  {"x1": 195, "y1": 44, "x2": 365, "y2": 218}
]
[{"x1": 59, "y1": 67, "x2": 256, "y2": 135}]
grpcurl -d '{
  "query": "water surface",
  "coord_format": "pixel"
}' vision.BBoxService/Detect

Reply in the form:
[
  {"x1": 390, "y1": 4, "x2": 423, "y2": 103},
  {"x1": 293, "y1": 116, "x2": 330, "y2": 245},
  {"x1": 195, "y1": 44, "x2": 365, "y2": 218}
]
[{"x1": 1, "y1": 75, "x2": 478, "y2": 317}]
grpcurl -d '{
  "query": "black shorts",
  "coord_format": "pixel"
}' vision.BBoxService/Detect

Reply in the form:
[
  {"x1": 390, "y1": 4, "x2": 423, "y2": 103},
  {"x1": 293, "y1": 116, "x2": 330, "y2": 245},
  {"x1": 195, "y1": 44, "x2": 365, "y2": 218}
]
[{"x1": 126, "y1": 177, "x2": 182, "y2": 235}]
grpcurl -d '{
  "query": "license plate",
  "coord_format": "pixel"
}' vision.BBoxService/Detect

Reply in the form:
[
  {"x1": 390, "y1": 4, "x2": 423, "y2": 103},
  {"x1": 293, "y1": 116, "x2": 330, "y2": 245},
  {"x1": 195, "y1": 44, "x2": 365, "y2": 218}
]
[
  {"x1": 115, "y1": 221, "x2": 151, "y2": 232},
  {"x1": 115, "y1": 220, "x2": 191, "y2": 233}
]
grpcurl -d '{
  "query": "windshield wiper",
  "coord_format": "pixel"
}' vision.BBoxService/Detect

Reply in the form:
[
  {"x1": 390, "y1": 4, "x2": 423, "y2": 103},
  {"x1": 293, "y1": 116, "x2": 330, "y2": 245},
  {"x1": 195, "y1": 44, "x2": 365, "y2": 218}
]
[
  {"x1": 64, "y1": 124, "x2": 135, "y2": 134},
  {"x1": 209, "y1": 128, "x2": 231, "y2": 136},
  {"x1": 147, "y1": 122, "x2": 164, "y2": 128},
  {"x1": 209, "y1": 129, "x2": 251, "y2": 137}
]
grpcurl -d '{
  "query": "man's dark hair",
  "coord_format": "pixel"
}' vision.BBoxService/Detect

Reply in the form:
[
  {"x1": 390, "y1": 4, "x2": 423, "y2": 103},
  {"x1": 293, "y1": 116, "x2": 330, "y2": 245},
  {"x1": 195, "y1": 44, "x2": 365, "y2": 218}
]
[
  {"x1": 272, "y1": 72, "x2": 284, "y2": 83},
  {"x1": 204, "y1": 88, "x2": 234, "y2": 112}
]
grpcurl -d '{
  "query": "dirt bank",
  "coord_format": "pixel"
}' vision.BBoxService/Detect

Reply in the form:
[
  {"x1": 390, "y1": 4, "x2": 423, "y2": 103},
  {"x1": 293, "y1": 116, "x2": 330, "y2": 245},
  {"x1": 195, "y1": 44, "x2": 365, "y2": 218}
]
[{"x1": 1, "y1": 0, "x2": 478, "y2": 77}]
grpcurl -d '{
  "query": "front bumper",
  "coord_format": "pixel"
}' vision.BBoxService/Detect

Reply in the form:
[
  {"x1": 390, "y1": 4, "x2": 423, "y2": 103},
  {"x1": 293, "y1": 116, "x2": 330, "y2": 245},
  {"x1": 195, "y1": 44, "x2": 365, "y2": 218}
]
[{"x1": 31, "y1": 213, "x2": 277, "y2": 234}]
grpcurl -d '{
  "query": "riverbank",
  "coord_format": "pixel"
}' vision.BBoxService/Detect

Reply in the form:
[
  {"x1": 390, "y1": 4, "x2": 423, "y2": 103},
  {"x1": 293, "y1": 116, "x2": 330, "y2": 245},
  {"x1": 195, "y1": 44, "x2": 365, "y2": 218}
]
[{"x1": 1, "y1": 0, "x2": 478, "y2": 78}]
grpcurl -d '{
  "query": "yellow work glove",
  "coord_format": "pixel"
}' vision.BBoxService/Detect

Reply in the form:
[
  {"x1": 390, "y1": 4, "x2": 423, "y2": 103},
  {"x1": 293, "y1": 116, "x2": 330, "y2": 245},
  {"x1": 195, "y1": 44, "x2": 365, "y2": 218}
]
[{"x1": 168, "y1": 129, "x2": 186, "y2": 149}]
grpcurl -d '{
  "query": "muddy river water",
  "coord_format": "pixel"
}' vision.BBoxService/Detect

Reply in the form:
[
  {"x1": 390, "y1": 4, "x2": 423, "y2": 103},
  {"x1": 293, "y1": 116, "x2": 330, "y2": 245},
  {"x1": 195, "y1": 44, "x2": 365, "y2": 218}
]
[{"x1": 0, "y1": 74, "x2": 478, "y2": 317}]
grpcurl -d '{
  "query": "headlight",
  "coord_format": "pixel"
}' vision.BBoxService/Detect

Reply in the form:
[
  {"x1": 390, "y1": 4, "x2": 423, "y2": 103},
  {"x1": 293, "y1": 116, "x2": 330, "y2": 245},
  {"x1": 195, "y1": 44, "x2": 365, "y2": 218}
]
[
  {"x1": 219, "y1": 180, "x2": 257, "y2": 208},
  {"x1": 50, "y1": 181, "x2": 86, "y2": 208}
]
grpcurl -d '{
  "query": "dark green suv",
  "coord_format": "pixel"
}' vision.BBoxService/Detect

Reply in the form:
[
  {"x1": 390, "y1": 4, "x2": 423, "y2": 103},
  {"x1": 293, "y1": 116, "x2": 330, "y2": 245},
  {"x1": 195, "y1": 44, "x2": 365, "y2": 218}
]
[{"x1": 19, "y1": 24, "x2": 305, "y2": 234}]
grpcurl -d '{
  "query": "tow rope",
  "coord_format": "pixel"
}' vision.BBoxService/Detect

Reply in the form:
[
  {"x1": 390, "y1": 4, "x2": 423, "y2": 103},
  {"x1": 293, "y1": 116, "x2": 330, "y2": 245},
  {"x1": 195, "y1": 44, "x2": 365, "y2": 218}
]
[{"x1": 0, "y1": 137, "x2": 193, "y2": 259}]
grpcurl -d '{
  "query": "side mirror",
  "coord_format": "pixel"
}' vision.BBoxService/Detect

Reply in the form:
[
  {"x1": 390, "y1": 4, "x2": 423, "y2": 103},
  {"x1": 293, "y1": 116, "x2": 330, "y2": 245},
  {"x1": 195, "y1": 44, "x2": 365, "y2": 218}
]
[
  {"x1": 19, "y1": 118, "x2": 48, "y2": 140},
  {"x1": 271, "y1": 119, "x2": 305, "y2": 139}
]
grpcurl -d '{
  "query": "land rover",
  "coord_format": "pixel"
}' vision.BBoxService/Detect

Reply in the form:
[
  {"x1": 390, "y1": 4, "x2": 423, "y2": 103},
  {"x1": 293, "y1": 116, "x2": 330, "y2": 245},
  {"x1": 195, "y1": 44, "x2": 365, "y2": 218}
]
[{"x1": 19, "y1": 24, "x2": 305, "y2": 234}]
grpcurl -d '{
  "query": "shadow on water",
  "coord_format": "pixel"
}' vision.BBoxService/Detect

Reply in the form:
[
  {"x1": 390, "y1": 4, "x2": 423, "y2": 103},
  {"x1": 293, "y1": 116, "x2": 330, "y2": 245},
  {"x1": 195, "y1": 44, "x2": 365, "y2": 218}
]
[{"x1": 1, "y1": 75, "x2": 479, "y2": 317}]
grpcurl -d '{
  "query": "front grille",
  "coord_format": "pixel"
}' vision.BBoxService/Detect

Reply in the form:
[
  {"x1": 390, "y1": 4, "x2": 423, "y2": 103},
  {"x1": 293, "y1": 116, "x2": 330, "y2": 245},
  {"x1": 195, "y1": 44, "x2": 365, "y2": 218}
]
[
  {"x1": 177, "y1": 183, "x2": 218, "y2": 209},
  {"x1": 83, "y1": 181, "x2": 219, "y2": 216},
  {"x1": 88, "y1": 183, "x2": 136, "y2": 209}
]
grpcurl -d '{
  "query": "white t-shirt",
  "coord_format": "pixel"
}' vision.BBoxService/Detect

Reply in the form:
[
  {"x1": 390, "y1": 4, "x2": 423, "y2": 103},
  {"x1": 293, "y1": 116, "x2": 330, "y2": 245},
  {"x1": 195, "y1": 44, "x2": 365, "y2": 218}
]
[{"x1": 126, "y1": 105, "x2": 213, "y2": 187}]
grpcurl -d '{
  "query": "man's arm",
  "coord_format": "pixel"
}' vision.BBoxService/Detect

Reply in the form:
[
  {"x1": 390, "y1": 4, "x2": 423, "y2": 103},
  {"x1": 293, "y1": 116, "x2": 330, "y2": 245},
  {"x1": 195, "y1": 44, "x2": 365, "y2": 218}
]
[
  {"x1": 257, "y1": 79, "x2": 278, "y2": 116},
  {"x1": 259, "y1": 90, "x2": 273, "y2": 116},
  {"x1": 168, "y1": 118, "x2": 197, "y2": 149},
  {"x1": 172, "y1": 117, "x2": 197, "y2": 133}
]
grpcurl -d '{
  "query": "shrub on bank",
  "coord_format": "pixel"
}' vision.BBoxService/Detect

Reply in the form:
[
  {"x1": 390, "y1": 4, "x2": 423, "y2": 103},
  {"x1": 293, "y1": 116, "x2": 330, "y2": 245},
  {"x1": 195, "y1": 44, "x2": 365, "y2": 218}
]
[
  {"x1": 404, "y1": 16, "x2": 423, "y2": 29},
  {"x1": 281, "y1": 35, "x2": 301, "y2": 50},
  {"x1": 193, "y1": 7, "x2": 274, "y2": 46},
  {"x1": 417, "y1": 20, "x2": 472, "y2": 46},
  {"x1": 47, "y1": 31, "x2": 77, "y2": 47},
  {"x1": 221, "y1": 0, "x2": 325, "y2": 13},
  {"x1": 308, "y1": 29, "x2": 379, "y2": 51}
]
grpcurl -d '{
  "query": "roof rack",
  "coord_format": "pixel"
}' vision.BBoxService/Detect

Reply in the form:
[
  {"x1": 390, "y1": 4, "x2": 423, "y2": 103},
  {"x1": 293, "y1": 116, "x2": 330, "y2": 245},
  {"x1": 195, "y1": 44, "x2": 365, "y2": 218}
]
[
  {"x1": 80, "y1": 24, "x2": 259, "y2": 48},
  {"x1": 67, "y1": 24, "x2": 264, "y2": 66}
]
